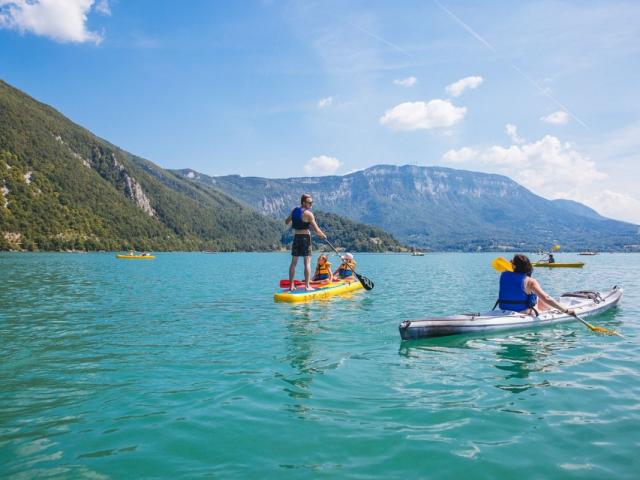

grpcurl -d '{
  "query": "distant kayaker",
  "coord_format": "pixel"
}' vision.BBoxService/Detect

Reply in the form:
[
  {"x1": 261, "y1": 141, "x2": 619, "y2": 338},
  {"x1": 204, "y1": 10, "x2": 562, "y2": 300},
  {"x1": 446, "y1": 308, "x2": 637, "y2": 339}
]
[
  {"x1": 285, "y1": 194, "x2": 327, "y2": 291},
  {"x1": 496, "y1": 254, "x2": 575, "y2": 316},
  {"x1": 334, "y1": 252, "x2": 357, "y2": 280}
]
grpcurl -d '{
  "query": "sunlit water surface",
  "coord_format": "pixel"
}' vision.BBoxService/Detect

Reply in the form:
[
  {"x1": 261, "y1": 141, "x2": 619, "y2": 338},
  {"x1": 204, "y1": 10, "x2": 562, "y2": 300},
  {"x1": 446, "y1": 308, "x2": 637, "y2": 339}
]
[{"x1": 1, "y1": 252, "x2": 639, "y2": 479}]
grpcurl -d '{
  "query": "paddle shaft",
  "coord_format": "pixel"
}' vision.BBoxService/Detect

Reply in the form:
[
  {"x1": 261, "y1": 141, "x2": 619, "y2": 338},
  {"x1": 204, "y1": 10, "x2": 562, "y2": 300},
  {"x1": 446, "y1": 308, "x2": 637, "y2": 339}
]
[
  {"x1": 324, "y1": 239, "x2": 342, "y2": 257},
  {"x1": 573, "y1": 313, "x2": 596, "y2": 330}
]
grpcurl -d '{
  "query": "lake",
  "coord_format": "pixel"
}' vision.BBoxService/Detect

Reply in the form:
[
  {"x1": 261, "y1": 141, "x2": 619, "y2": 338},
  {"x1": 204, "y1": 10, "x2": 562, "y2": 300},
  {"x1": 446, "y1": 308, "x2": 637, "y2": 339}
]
[{"x1": 1, "y1": 252, "x2": 639, "y2": 479}]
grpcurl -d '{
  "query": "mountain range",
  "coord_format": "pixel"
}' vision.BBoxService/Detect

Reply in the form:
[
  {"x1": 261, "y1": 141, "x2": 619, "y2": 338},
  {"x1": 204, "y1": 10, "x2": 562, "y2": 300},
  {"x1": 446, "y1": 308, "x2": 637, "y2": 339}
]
[
  {"x1": 0, "y1": 79, "x2": 403, "y2": 252},
  {"x1": 174, "y1": 166, "x2": 640, "y2": 251},
  {"x1": 1, "y1": 78, "x2": 637, "y2": 252}
]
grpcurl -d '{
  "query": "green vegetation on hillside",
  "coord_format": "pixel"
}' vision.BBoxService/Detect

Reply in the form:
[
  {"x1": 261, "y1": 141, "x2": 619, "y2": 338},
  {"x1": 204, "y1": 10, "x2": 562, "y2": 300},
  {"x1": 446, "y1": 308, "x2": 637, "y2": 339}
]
[
  {"x1": 0, "y1": 79, "x2": 285, "y2": 251},
  {"x1": 281, "y1": 211, "x2": 407, "y2": 252},
  {"x1": 0, "y1": 79, "x2": 406, "y2": 252}
]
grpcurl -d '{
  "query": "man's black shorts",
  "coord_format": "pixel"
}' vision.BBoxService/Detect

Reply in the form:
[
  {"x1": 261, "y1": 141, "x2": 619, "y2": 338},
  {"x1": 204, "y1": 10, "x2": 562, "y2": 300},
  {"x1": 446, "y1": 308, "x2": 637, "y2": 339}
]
[{"x1": 291, "y1": 234, "x2": 311, "y2": 257}]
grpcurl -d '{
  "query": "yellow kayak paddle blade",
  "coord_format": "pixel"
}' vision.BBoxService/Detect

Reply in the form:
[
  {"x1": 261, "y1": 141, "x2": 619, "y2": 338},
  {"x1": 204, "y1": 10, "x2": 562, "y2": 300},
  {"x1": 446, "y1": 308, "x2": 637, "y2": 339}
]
[
  {"x1": 574, "y1": 314, "x2": 624, "y2": 337},
  {"x1": 491, "y1": 257, "x2": 513, "y2": 272}
]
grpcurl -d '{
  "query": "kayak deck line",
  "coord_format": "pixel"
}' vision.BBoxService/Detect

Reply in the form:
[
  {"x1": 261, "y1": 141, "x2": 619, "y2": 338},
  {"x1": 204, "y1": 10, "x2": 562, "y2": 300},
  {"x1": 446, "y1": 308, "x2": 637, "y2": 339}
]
[{"x1": 399, "y1": 286, "x2": 622, "y2": 340}]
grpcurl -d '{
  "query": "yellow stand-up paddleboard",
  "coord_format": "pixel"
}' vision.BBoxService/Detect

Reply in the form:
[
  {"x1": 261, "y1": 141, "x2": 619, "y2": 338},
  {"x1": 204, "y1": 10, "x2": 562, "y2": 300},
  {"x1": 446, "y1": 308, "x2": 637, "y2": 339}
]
[{"x1": 274, "y1": 279, "x2": 363, "y2": 303}]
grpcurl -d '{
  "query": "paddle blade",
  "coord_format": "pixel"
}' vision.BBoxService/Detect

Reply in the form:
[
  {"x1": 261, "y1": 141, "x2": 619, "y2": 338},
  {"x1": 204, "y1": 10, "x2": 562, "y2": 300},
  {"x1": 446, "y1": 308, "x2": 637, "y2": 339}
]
[
  {"x1": 552, "y1": 244, "x2": 561, "y2": 251},
  {"x1": 575, "y1": 314, "x2": 623, "y2": 337},
  {"x1": 491, "y1": 257, "x2": 513, "y2": 272},
  {"x1": 356, "y1": 273, "x2": 374, "y2": 291},
  {"x1": 593, "y1": 326, "x2": 624, "y2": 337}
]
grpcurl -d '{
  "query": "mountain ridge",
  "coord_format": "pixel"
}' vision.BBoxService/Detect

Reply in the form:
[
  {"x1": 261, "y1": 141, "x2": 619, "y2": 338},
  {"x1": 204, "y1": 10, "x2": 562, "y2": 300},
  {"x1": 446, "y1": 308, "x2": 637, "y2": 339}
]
[
  {"x1": 0, "y1": 79, "x2": 404, "y2": 252},
  {"x1": 174, "y1": 165, "x2": 639, "y2": 251}
]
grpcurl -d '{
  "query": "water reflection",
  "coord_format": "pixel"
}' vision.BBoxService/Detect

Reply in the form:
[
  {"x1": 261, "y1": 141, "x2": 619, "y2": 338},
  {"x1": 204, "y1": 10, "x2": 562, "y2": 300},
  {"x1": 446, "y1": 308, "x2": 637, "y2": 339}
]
[
  {"x1": 283, "y1": 306, "x2": 317, "y2": 398},
  {"x1": 276, "y1": 304, "x2": 330, "y2": 419},
  {"x1": 399, "y1": 328, "x2": 580, "y2": 394},
  {"x1": 493, "y1": 330, "x2": 579, "y2": 393}
]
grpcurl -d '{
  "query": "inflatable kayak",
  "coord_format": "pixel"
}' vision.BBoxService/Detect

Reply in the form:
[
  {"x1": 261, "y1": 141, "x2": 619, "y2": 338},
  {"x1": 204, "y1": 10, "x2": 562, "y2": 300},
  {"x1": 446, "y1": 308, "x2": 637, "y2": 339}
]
[
  {"x1": 399, "y1": 287, "x2": 622, "y2": 340},
  {"x1": 533, "y1": 261, "x2": 585, "y2": 268},
  {"x1": 116, "y1": 254, "x2": 155, "y2": 260},
  {"x1": 274, "y1": 279, "x2": 363, "y2": 303}
]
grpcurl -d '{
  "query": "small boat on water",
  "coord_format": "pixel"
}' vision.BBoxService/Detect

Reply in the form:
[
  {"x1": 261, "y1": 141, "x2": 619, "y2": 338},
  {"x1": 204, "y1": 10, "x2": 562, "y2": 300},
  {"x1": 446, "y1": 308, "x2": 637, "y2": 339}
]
[
  {"x1": 116, "y1": 252, "x2": 155, "y2": 260},
  {"x1": 399, "y1": 287, "x2": 622, "y2": 339},
  {"x1": 579, "y1": 251, "x2": 598, "y2": 256},
  {"x1": 274, "y1": 278, "x2": 363, "y2": 303},
  {"x1": 411, "y1": 251, "x2": 425, "y2": 256},
  {"x1": 533, "y1": 261, "x2": 584, "y2": 268}
]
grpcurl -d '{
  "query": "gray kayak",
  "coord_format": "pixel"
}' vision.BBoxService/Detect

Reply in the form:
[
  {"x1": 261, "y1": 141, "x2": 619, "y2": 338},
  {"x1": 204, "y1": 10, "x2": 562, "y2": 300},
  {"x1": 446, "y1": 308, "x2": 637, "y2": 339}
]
[{"x1": 399, "y1": 286, "x2": 623, "y2": 340}]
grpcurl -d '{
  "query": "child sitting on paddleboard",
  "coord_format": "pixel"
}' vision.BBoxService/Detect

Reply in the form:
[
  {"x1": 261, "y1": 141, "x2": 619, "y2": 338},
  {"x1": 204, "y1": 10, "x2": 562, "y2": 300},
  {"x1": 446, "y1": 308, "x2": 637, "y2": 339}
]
[
  {"x1": 334, "y1": 253, "x2": 357, "y2": 280},
  {"x1": 312, "y1": 254, "x2": 333, "y2": 283}
]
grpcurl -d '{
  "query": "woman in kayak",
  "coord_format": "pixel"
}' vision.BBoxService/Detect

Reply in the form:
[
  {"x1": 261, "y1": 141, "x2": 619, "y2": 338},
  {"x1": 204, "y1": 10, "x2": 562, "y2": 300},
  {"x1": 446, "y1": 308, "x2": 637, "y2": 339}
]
[
  {"x1": 312, "y1": 254, "x2": 333, "y2": 283},
  {"x1": 334, "y1": 253, "x2": 357, "y2": 280},
  {"x1": 497, "y1": 254, "x2": 575, "y2": 315}
]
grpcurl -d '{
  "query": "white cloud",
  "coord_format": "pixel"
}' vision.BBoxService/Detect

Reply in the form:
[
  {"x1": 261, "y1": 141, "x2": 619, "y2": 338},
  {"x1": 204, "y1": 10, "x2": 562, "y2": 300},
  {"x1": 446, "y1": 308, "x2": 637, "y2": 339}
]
[
  {"x1": 393, "y1": 76, "x2": 418, "y2": 87},
  {"x1": 440, "y1": 135, "x2": 608, "y2": 202},
  {"x1": 505, "y1": 123, "x2": 525, "y2": 144},
  {"x1": 441, "y1": 134, "x2": 640, "y2": 222},
  {"x1": 541, "y1": 111, "x2": 569, "y2": 125},
  {"x1": 304, "y1": 155, "x2": 342, "y2": 175},
  {"x1": 379, "y1": 99, "x2": 466, "y2": 131},
  {"x1": 94, "y1": 0, "x2": 110, "y2": 16},
  {"x1": 442, "y1": 147, "x2": 478, "y2": 163},
  {"x1": 446, "y1": 75, "x2": 483, "y2": 97},
  {"x1": 317, "y1": 96, "x2": 333, "y2": 109},
  {"x1": 0, "y1": 0, "x2": 103, "y2": 44},
  {"x1": 481, "y1": 136, "x2": 607, "y2": 195},
  {"x1": 578, "y1": 190, "x2": 640, "y2": 224}
]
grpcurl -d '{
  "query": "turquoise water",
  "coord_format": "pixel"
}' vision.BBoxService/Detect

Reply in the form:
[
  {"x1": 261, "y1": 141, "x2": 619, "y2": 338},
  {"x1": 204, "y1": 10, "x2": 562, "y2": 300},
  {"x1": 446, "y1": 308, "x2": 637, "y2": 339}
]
[{"x1": 1, "y1": 252, "x2": 639, "y2": 479}]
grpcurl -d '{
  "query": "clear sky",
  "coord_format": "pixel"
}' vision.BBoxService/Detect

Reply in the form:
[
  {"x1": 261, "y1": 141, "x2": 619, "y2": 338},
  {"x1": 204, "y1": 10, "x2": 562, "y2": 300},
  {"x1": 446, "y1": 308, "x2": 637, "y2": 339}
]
[{"x1": 1, "y1": 1, "x2": 639, "y2": 223}]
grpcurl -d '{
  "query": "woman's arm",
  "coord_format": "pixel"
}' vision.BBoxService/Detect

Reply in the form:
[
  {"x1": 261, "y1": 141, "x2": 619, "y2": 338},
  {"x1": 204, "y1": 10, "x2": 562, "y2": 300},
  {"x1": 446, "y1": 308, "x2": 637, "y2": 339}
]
[{"x1": 528, "y1": 278, "x2": 575, "y2": 314}]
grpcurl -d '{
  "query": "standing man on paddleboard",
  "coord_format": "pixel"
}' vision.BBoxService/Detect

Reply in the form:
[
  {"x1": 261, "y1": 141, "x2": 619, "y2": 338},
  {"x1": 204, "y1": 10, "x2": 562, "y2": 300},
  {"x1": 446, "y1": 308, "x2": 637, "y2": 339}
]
[{"x1": 285, "y1": 193, "x2": 327, "y2": 291}]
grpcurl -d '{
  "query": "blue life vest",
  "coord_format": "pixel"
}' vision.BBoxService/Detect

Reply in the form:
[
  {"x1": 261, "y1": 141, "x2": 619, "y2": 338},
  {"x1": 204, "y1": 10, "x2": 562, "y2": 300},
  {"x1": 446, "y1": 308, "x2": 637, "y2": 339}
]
[
  {"x1": 497, "y1": 271, "x2": 538, "y2": 312},
  {"x1": 291, "y1": 207, "x2": 310, "y2": 230},
  {"x1": 337, "y1": 260, "x2": 356, "y2": 278}
]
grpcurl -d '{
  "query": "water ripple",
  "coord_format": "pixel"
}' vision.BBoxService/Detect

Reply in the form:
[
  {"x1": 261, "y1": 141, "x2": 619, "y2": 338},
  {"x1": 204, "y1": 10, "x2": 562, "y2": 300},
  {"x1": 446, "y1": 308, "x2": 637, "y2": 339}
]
[{"x1": 1, "y1": 252, "x2": 639, "y2": 478}]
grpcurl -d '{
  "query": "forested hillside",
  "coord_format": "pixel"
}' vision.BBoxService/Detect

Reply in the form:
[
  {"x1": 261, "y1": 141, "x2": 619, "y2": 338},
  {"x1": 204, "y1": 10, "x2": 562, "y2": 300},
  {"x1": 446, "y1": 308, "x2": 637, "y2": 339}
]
[
  {"x1": 0, "y1": 80, "x2": 406, "y2": 252},
  {"x1": 0, "y1": 79, "x2": 285, "y2": 251}
]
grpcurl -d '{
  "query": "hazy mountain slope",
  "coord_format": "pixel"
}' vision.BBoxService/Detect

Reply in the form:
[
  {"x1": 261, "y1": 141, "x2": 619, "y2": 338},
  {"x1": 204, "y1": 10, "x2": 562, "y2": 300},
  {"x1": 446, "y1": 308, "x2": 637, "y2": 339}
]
[{"x1": 174, "y1": 165, "x2": 639, "y2": 251}]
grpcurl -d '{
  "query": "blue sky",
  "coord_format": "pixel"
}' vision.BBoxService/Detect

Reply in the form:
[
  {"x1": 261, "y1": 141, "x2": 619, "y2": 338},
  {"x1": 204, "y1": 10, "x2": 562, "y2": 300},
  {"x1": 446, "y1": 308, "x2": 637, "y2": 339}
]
[{"x1": 1, "y1": 1, "x2": 639, "y2": 223}]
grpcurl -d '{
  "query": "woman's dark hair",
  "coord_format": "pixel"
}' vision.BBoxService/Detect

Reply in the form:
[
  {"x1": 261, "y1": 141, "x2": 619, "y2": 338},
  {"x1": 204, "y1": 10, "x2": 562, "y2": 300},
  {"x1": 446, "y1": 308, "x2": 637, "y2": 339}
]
[
  {"x1": 512, "y1": 254, "x2": 533, "y2": 276},
  {"x1": 300, "y1": 193, "x2": 312, "y2": 205}
]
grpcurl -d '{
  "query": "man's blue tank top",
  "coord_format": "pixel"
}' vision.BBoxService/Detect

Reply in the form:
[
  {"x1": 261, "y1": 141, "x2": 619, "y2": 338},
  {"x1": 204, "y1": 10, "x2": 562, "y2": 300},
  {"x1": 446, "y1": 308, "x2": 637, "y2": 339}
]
[{"x1": 291, "y1": 207, "x2": 310, "y2": 230}]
